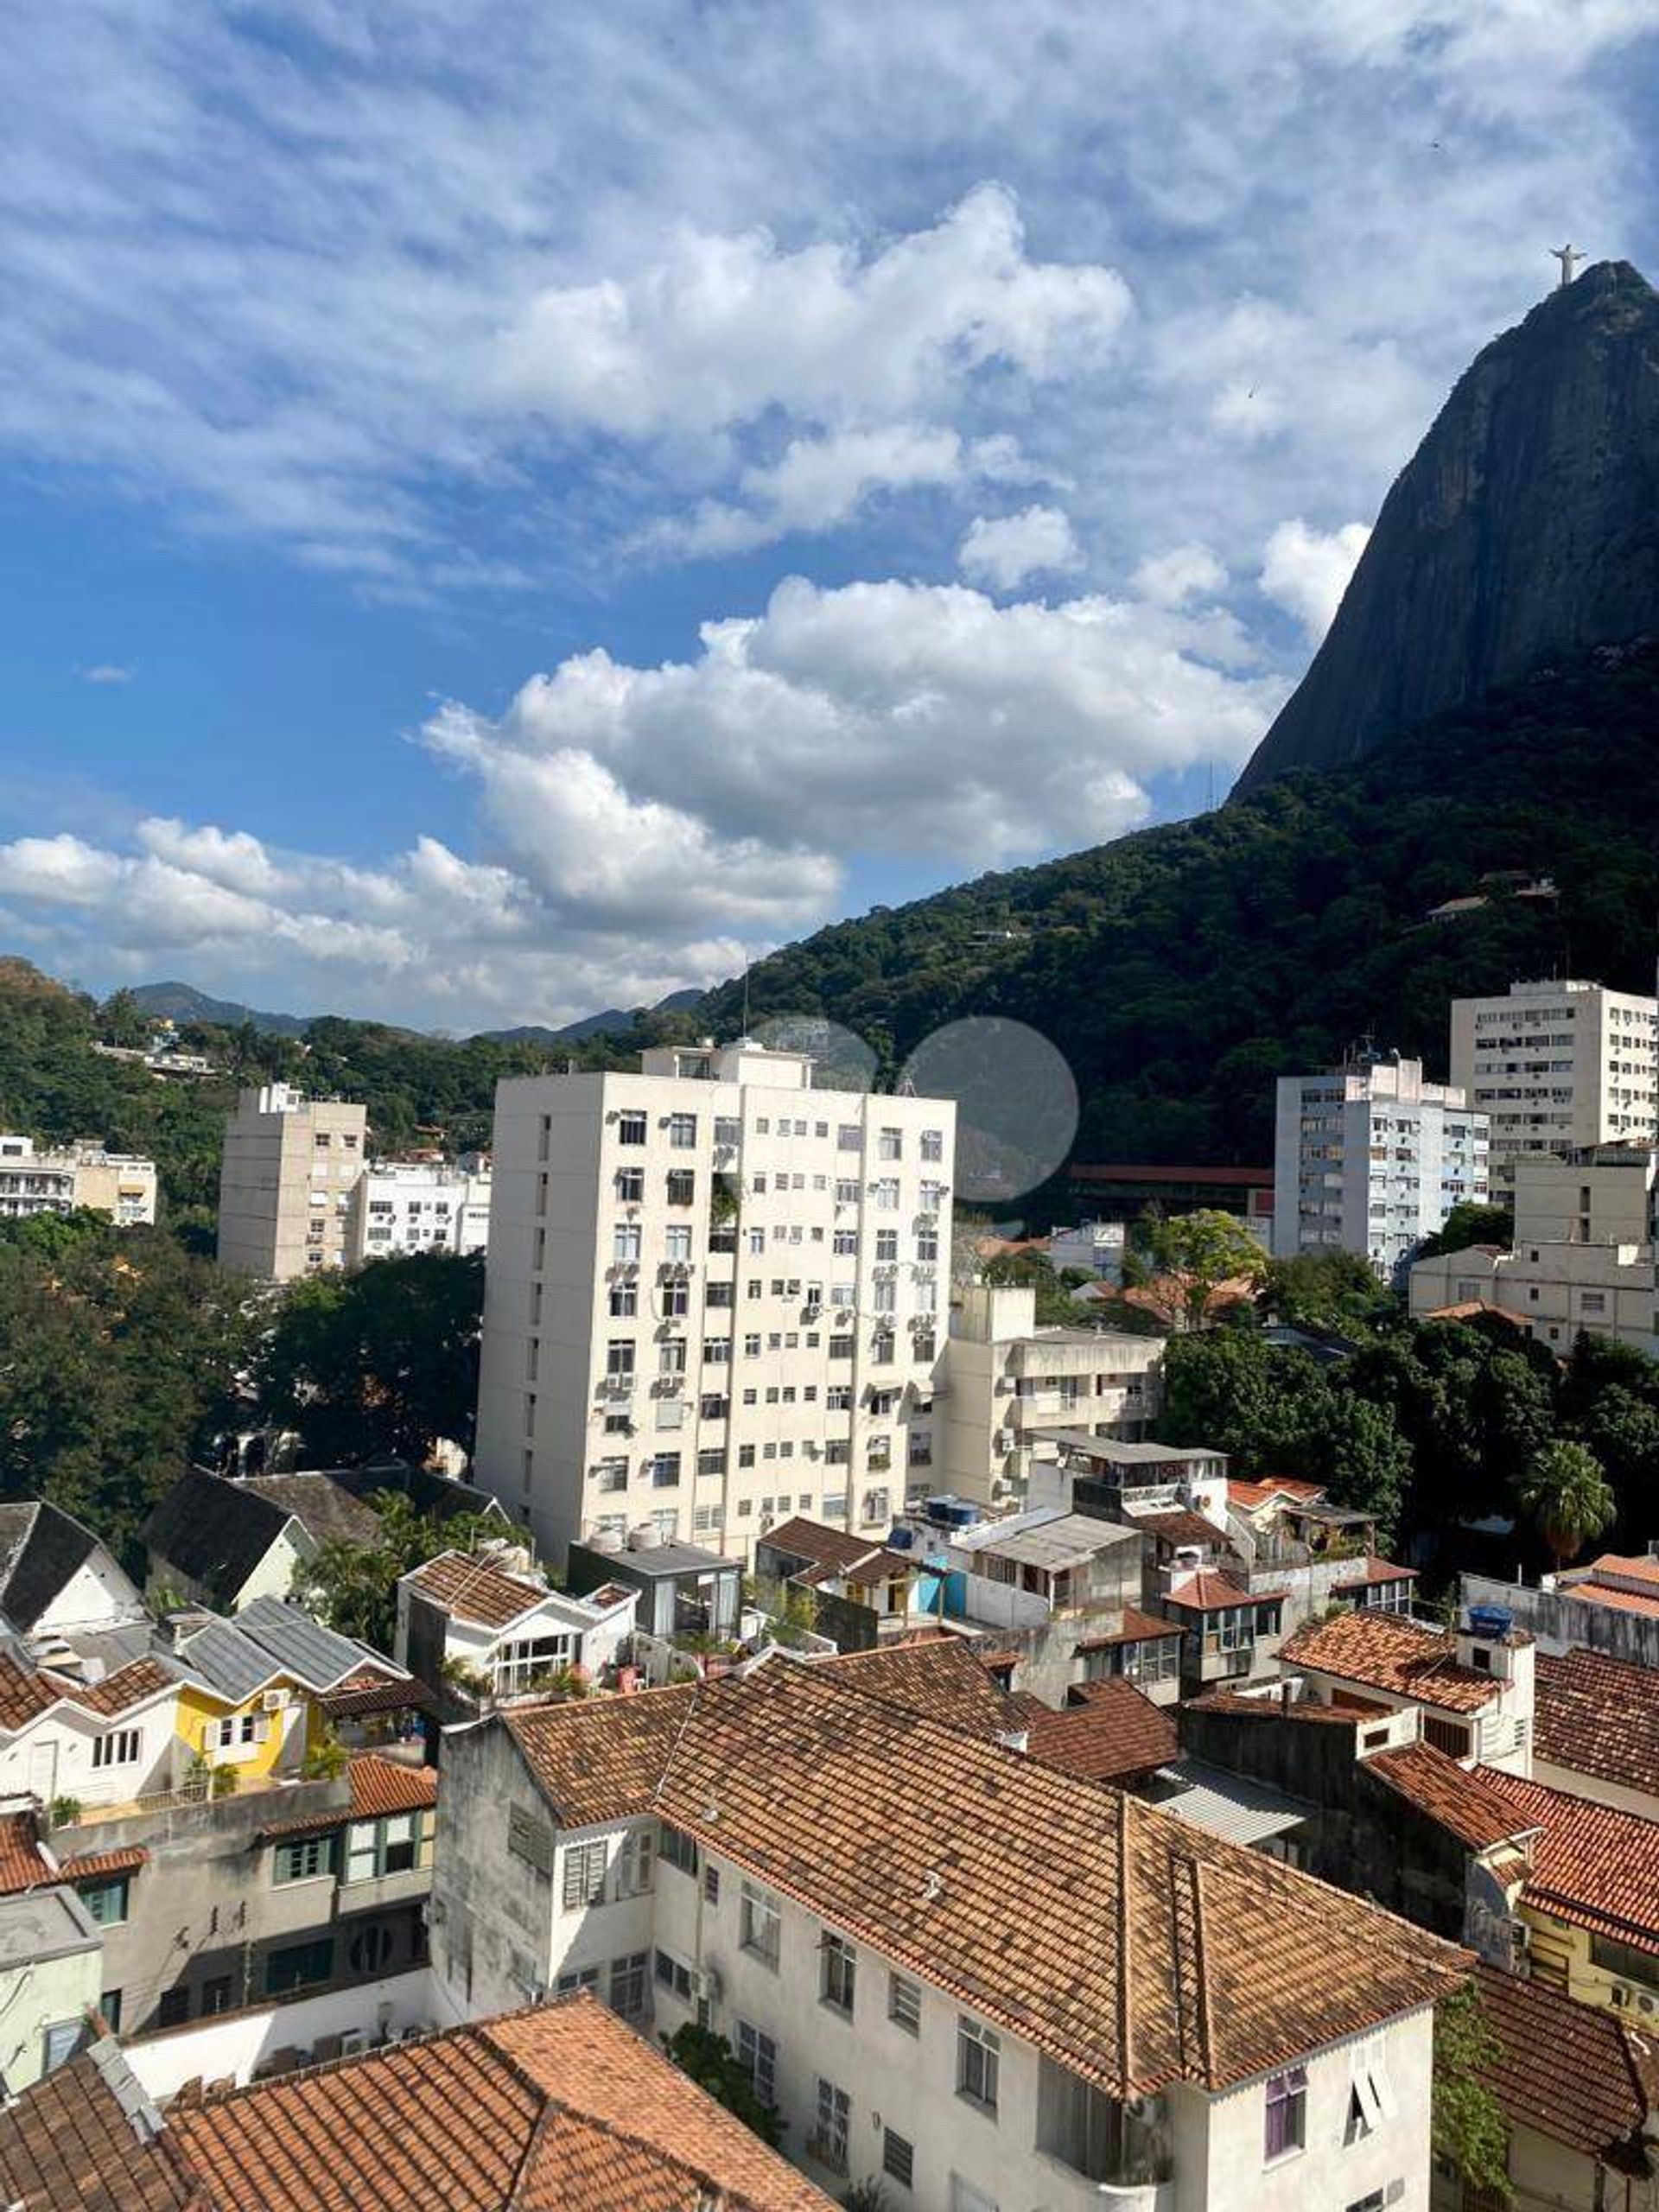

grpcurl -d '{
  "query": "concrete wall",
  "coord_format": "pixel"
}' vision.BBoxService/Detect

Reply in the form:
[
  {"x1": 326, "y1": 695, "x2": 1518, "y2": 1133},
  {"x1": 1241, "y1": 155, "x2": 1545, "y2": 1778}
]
[
  {"x1": 54, "y1": 1775, "x2": 431, "y2": 2037},
  {"x1": 124, "y1": 1967, "x2": 437, "y2": 2096},
  {"x1": 0, "y1": 1900, "x2": 104, "y2": 2092},
  {"x1": 1462, "y1": 1573, "x2": 1659, "y2": 1665}
]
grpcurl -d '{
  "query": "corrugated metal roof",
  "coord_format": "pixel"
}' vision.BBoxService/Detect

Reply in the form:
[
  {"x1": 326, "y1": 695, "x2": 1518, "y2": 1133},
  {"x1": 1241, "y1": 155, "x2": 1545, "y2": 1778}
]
[
  {"x1": 1147, "y1": 1758, "x2": 1311, "y2": 1847},
  {"x1": 175, "y1": 1618, "x2": 273, "y2": 1703},
  {"x1": 236, "y1": 1596, "x2": 380, "y2": 1688}
]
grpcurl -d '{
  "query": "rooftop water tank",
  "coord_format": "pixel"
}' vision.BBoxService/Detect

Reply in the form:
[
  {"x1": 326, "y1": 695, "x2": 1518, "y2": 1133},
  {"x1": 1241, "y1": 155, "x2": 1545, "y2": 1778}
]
[{"x1": 1465, "y1": 1604, "x2": 1514, "y2": 1641}]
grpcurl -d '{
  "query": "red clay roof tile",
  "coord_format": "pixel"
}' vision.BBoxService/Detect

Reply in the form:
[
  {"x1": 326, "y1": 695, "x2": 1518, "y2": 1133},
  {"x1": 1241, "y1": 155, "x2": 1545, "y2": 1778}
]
[{"x1": 1283, "y1": 1610, "x2": 1501, "y2": 1713}]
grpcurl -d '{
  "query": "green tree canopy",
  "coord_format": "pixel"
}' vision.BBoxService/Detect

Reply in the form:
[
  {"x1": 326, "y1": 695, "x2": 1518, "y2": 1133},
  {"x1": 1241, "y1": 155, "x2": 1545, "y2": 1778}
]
[
  {"x1": 0, "y1": 1218, "x2": 251, "y2": 1564},
  {"x1": 1413, "y1": 1200, "x2": 1516, "y2": 1263},
  {"x1": 257, "y1": 1250, "x2": 484, "y2": 1466},
  {"x1": 1432, "y1": 1981, "x2": 1510, "y2": 2201},
  {"x1": 1514, "y1": 1438, "x2": 1616, "y2": 1571},
  {"x1": 1260, "y1": 1249, "x2": 1401, "y2": 1338},
  {"x1": 1122, "y1": 1209, "x2": 1267, "y2": 1331},
  {"x1": 294, "y1": 1490, "x2": 508, "y2": 1652}
]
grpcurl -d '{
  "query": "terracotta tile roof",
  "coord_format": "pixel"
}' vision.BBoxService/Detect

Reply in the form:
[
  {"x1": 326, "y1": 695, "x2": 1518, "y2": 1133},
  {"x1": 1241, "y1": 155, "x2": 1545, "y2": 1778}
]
[
  {"x1": 1135, "y1": 1510, "x2": 1234, "y2": 1550},
  {"x1": 71, "y1": 1656, "x2": 177, "y2": 1716},
  {"x1": 1471, "y1": 1961, "x2": 1657, "y2": 2170},
  {"x1": 1162, "y1": 1571, "x2": 1284, "y2": 1612},
  {"x1": 318, "y1": 1667, "x2": 435, "y2": 1719},
  {"x1": 507, "y1": 1660, "x2": 1464, "y2": 2097},
  {"x1": 1363, "y1": 1744, "x2": 1535, "y2": 1853},
  {"x1": 1227, "y1": 1478, "x2": 1325, "y2": 1510},
  {"x1": 168, "y1": 1994, "x2": 834, "y2": 2212},
  {"x1": 0, "y1": 1646, "x2": 176, "y2": 1734},
  {"x1": 403, "y1": 1548, "x2": 549, "y2": 1630},
  {"x1": 0, "y1": 1813, "x2": 48, "y2": 1894},
  {"x1": 1332, "y1": 1556, "x2": 1417, "y2": 1590},
  {"x1": 1023, "y1": 1681, "x2": 1179, "y2": 1783},
  {"x1": 1186, "y1": 1688, "x2": 1358, "y2": 1725},
  {"x1": 0, "y1": 2044, "x2": 201, "y2": 2210},
  {"x1": 1566, "y1": 1581, "x2": 1659, "y2": 1619},
  {"x1": 60, "y1": 1845, "x2": 148, "y2": 1884},
  {"x1": 1584, "y1": 1552, "x2": 1659, "y2": 1587},
  {"x1": 761, "y1": 1515, "x2": 914, "y2": 1580},
  {"x1": 1535, "y1": 1646, "x2": 1659, "y2": 1802},
  {"x1": 1482, "y1": 1769, "x2": 1659, "y2": 1955},
  {"x1": 507, "y1": 1682, "x2": 700, "y2": 1826},
  {"x1": 257, "y1": 1755, "x2": 437, "y2": 1842},
  {"x1": 1076, "y1": 1605, "x2": 1185, "y2": 1651},
  {"x1": 813, "y1": 1637, "x2": 1028, "y2": 1740},
  {"x1": 1282, "y1": 1610, "x2": 1501, "y2": 1714}
]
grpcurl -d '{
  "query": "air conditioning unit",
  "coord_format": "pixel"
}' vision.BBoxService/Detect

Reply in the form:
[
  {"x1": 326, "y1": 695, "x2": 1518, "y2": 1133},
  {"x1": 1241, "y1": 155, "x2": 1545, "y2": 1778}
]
[
  {"x1": 1510, "y1": 1921, "x2": 1530, "y2": 1956},
  {"x1": 690, "y1": 1965, "x2": 723, "y2": 2005},
  {"x1": 261, "y1": 1688, "x2": 289, "y2": 1713},
  {"x1": 339, "y1": 2028, "x2": 367, "y2": 2058}
]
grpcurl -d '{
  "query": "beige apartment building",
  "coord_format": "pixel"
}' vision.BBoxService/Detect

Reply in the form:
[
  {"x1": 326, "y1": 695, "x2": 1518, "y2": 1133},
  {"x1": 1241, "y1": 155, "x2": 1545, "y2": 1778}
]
[
  {"x1": 1450, "y1": 977, "x2": 1658, "y2": 1180},
  {"x1": 473, "y1": 1041, "x2": 955, "y2": 1566},
  {"x1": 215, "y1": 1083, "x2": 367, "y2": 1279},
  {"x1": 1409, "y1": 1143, "x2": 1657, "y2": 1356},
  {"x1": 937, "y1": 1283, "x2": 1162, "y2": 1508},
  {"x1": 0, "y1": 1134, "x2": 157, "y2": 1225}
]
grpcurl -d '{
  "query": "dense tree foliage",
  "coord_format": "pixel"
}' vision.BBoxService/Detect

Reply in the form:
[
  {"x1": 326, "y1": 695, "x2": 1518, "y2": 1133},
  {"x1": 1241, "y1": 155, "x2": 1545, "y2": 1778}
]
[
  {"x1": 1513, "y1": 1438, "x2": 1616, "y2": 1569},
  {"x1": 294, "y1": 1490, "x2": 506, "y2": 1651},
  {"x1": 0, "y1": 1214, "x2": 251, "y2": 1564},
  {"x1": 1122, "y1": 1208, "x2": 1268, "y2": 1331},
  {"x1": 979, "y1": 1249, "x2": 1095, "y2": 1325},
  {"x1": 1433, "y1": 1982, "x2": 1511, "y2": 2200},
  {"x1": 1160, "y1": 1302, "x2": 1659, "y2": 1565},
  {"x1": 257, "y1": 1251, "x2": 485, "y2": 1465},
  {"x1": 1260, "y1": 1250, "x2": 1402, "y2": 1338},
  {"x1": 1412, "y1": 1200, "x2": 1516, "y2": 1262},
  {"x1": 700, "y1": 642, "x2": 1659, "y2": 1194}
]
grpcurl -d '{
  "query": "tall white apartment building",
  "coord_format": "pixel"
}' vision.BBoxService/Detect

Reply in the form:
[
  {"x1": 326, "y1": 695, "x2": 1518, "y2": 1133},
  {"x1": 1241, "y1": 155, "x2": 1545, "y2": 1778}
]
[
  {"x1": 1450, "y1": 977, "x2": 1658, "y2": 1179},
  {"x1": 216, "y1": 1083, "x2": 367, "y2": 1279},
  {"x1": 1273, "y1": 1056, "x2": 1488, "y2": 1276},
  {"x1": 474, "y1": 1041, "x2": 955, "y2": 1566},
  {"x1": 0, "y1": 1135, "x2": 157, "y2": 1225},
  {"x1": 344, "y1": 1160, "x2": 492, "y2": 1265}
]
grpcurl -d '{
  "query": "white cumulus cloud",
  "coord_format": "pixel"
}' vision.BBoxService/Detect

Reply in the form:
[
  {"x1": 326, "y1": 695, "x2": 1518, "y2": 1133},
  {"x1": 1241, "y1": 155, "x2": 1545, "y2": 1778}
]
[
  {"x1": 1259, "y1": 518, "x2": 1371, "y2": 641},
  {"x1": 957, "y1": 505, "x2": 1083, "y2": 591}
]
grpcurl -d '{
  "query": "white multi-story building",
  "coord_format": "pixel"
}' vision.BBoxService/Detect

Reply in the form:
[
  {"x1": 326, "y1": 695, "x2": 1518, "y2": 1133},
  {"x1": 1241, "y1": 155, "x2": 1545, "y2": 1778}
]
[
  {"x1": 937, "y1": 1284, "x2": 1162, "y2": 1509},
  {"x1": 1273, "y1": 1056, "x2": 1487, "y2": 1277},
  {"x1": 431, "y1": 1646, "x2": 1461, "y2": 2212},
  {"x1": 474, "y1": 1041, "x2": 955, "y2": 1567},
  {"x1": 1408, "y1": 1144, "x2": 1658, "y2": 1356},
  {"x1": 344, "y1": 1160, "x2": 492, "y2": 1266},
  {"x1": 1450, "y1": 977, "x2": 1658, "y2": 1179},
  {"x1": 216, "y1": 1084, "x2": 367, "y2": 1279},
  {"x1": 0, "y1": 1135, "x2": 157, "y2": 1226}
]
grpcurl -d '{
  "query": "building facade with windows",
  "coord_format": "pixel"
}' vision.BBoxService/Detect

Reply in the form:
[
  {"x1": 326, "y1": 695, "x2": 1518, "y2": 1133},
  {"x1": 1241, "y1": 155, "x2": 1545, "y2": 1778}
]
[
  {"x1": 1272, "y1": 1056, "x2": 1488, "y2": 1277},
  {"x1": 216, "y1": 1084, "x2": 368, "y2": 1279},
  {"x1": 343, "y1": 1159, "x2": 493, "y2": 1266},
  {"x1": 430, "y1": 1649, "x2": 1462, "y2": 2212},
  {"x1": 1449, "y1": 977, "x2": 1659, "y2": 1180},
  {"x1": 0, "y1": 1135, "x2": 157, "y2": 1226},
  {"x1": 1408, "y1": 1144, "x2": 1658, "y2": 1356},
  {"x1": 937, "y1": 1284, "x2": 1162, "y2": 1510},
  {"x1": 474, "y1": 1042, "x2": 956, "y2": 1565}
]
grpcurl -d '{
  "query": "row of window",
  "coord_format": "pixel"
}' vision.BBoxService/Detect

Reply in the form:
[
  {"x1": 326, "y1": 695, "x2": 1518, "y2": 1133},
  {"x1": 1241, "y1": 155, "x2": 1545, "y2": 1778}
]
[
  {"x1": 608, "y1": 1110, "x2": 946, "y2": 1158},
  {"x1": 271, "y1": 1812, "x2": 428, "y2": 1888}
]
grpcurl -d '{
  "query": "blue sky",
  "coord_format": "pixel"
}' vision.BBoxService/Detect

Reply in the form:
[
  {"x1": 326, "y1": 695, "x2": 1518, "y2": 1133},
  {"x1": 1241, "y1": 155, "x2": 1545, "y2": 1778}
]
[{"x1": 2, "y1": 1, "x2": 1657, "y2": 1031}]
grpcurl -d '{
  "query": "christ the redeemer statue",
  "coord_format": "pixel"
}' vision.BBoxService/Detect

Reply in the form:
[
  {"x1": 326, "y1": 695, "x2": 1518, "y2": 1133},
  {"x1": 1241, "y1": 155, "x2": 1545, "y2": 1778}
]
[{"x1": 1551, "y1": 243, "x2": 1586, "y2": 288}]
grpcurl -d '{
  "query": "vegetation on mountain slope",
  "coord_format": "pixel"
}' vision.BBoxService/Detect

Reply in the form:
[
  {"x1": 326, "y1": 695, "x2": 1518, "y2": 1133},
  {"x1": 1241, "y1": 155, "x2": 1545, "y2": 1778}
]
[{"x1": 700, "y1": 642, "x2": 1659, "y2": 1189}]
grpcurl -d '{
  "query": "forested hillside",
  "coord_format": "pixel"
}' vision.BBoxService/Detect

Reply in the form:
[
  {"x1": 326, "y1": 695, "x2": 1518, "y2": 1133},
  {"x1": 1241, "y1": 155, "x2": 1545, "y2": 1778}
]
[{"x1": 701, "y1": 642, "x2": 1659, "y2": 1171}]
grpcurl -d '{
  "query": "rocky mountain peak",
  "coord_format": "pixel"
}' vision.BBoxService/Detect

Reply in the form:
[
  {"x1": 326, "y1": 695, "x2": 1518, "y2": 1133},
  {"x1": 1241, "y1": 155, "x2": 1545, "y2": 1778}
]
[{"x1": 1233, "y1": 260, "x2": 1659, "y2": 794}]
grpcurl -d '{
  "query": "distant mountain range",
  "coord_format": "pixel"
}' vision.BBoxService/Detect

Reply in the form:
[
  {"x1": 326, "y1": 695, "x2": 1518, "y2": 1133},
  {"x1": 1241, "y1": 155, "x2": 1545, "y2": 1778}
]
[
  {"x1": 130, "y1": 978, "x2": 705, "y2": 1047},
  {"x1": 130, "y1": 981, "x2": 310, "y2": 1036}
]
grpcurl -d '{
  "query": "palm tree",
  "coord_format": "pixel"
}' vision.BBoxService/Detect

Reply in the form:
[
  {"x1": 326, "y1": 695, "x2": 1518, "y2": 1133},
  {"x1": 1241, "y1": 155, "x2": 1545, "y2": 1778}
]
[{"x1": 1514, "y1": 1440, "x2": 1616, "y2": 1572}]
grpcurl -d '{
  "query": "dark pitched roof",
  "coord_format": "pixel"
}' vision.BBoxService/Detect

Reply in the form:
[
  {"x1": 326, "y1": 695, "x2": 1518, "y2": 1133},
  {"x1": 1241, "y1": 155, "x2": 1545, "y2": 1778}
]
[
  {"x1": 1471, "y1": 1961, "x2": 1657, "y2": 2170},
  {"x1": 505, "y1": 1660, "x2": 1465, "y2": 2099},
  {"x1": 238, "y1": 1474, "x2": 382, "y2": 1552},
  {"x1": 1023, "y1": 1680, "x2": 1179, "y2": 1783},
  {"x1": 141, "y1": 1470, "x2": 294, "y2": 1609},
  {"x1": 1535, "y1": 1645, "x2": 1659, "y2": 1802},
  {"x1": 760, "y1": 1516, "x2": 915, "y2": 1581},
  {"x1": 0, "y1": 1501, "x2": 106, "y2": 1632},
  {"x1": 327, "y1": 1459, "x2": 510, "y2": 1525}
]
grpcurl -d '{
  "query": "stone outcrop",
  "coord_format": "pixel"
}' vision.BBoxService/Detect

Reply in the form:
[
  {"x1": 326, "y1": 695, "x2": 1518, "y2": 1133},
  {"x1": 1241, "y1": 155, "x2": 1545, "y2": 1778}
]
[{"x1": 1235, "y1": 261, "x2": 1659, "y2": 794}]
